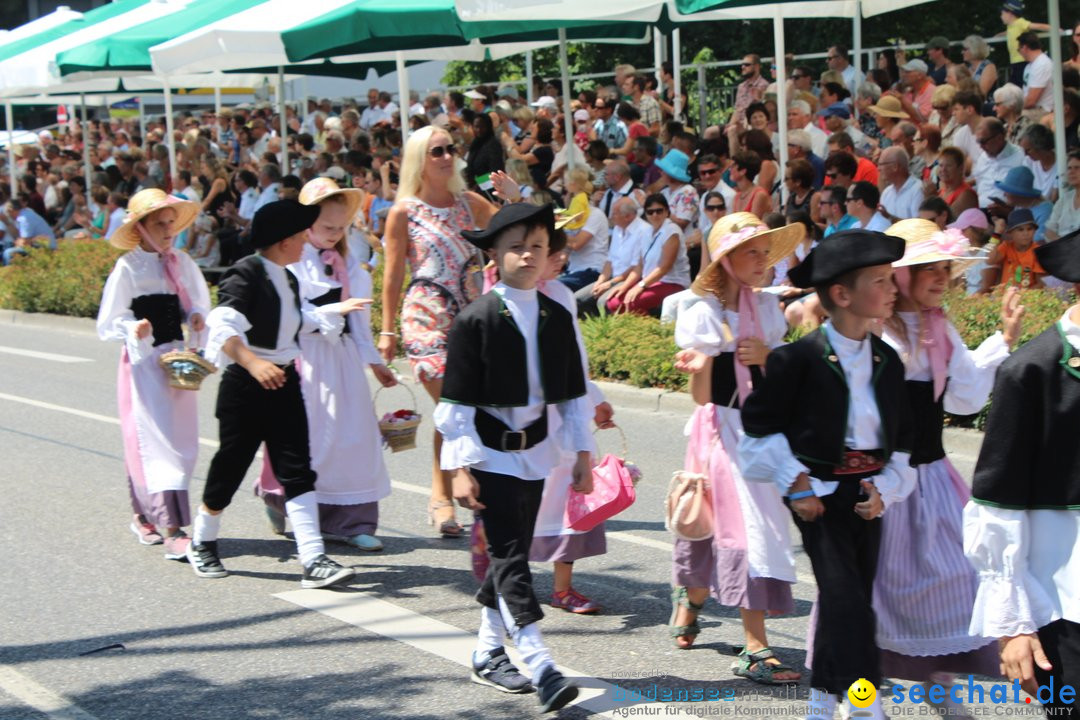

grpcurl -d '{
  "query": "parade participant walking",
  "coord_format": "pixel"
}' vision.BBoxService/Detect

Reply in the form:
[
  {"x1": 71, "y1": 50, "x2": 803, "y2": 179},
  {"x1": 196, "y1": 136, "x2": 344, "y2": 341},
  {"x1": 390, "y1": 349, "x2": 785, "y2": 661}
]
[
  {"x1": 437, "y1": 203, "x2": 591, "y2": 713},
  {"x1": 669, "y1": 213, "x2": 804, "y2": 684},
  {"x1": 739, "y1": 229, "x2": 916, "y2": 720},
  {"x1": 381, "y1": 126, "x2": 497, "y2": 538},
  {"x1": 965, "y1": 229, "x2": 1080, "y2": 715},
  {"x1": 192, "y1": 200, "x2": 369, "y2": 588},
  {"x1": 256, "y1": 178, "x2": 397, "y2": 551},
  {"x1": 876, "y1": 219, "x2": 1022, "y2": 688},
  {"x1": 97, "y1": 189, "x2": 210, "y2": 560}
]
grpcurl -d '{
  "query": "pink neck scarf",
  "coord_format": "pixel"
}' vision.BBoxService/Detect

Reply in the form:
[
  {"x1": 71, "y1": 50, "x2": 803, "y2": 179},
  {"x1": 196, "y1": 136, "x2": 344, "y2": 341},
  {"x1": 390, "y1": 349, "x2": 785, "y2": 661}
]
[
  {"x1": 321, "y1": 248, "x2": 350, "y2": 299},
  {"x1": 720, "y1": 256, "x2": 763, "y2": 405},
  {"x1": 136, "y1": 223, "x2": 192, "y2": 315},
  {"x1": 893, "y1": 266, "x2": 953, "y2": 400}
]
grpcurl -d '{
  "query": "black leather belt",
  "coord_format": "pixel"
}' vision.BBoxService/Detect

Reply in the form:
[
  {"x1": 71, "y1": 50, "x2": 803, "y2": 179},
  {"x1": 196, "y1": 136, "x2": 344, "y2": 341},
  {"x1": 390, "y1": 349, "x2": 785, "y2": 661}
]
[{"x1": 475, "y1": 407, "x2": 548, "y2": 452}]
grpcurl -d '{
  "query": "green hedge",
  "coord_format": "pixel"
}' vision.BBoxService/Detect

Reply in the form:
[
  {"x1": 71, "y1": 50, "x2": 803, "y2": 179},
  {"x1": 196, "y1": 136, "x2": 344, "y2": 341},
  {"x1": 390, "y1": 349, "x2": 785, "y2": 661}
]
[
  {"x1": 0, "y1": 240, "x2": 122, "y2": 318},
  {"x1": 581, "y1": 312, "x2": 686, "y2": 391}
]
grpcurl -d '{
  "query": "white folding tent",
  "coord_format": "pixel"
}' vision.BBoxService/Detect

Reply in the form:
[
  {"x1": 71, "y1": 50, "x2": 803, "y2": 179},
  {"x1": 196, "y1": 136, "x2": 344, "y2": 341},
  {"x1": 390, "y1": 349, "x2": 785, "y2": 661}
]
[{"x1": 0, "y1": 5, "x2": 84, "y2": 48}]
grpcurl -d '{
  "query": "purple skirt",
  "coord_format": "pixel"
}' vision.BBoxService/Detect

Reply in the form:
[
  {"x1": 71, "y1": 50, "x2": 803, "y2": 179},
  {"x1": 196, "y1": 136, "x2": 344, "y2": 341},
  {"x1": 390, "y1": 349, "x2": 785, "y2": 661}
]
[
  {"x1": 672, "y1": 537, "x2": 794, "y2": 614},
  {"x1": 261, "y1": 493, "x2": 379, "y2": 537},
  {"x1": 529, "y1": 525, "x2": 607, "y2": 562},
  {"x1": 129, "y1": 477, "x2": 190, "y2": 529}
]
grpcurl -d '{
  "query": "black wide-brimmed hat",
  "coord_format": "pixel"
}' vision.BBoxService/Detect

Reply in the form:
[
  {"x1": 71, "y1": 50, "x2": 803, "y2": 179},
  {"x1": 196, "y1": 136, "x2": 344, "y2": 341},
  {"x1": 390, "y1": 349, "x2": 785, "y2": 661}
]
[
  {"x1": 251, "y1": 200, "x2": 321, "y2": 250},
  {"x1": 462, "y1": 202, "x2": 555, "y2": 251},
  {"x1": 1035, "y1": 227, "x2": 1080, "y2": 283},
  {"x1": 788, "y1": 228, "x2": 905, "y2": 288}
]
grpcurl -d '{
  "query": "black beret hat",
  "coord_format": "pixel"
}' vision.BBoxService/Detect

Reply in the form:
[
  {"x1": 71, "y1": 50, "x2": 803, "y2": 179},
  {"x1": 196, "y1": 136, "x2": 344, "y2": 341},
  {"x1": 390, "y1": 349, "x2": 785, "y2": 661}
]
[
  {"x1": 1035, "y1": 227, "x2": 1080, "y2": 283},
  {"x1": 462, "y1": 202, "x2": 555, "y2": 251},
  {"x1": 251, "y1": 200, "x2": 321, "y2": 250},
  {"x1": 788, "y1": 228, "x2": 905, "y2": 288}
]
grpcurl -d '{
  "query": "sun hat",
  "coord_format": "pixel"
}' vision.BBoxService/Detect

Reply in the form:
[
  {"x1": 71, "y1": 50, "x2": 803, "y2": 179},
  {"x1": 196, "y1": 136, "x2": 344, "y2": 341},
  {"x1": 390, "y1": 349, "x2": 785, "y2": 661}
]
[
  {"x1": 868, "y1": 96, "x2": 911, "y2": 119},
  {"x1": 655, "y1": 149, "x2": 692, "y2": 183},
  {"x1": 1035, "y1": 227, "x2": 1080, "y2": 283},
  {"x1": 900, "y1": 59, "x2": 929, "y2": 74},
  {"x1": 110, "y1": 188, "x2": 199, "y2": 251},
  {"x1": 299, "y1": 176, "x2": 364, "y2": 221},
  {"x1": 994, "y1": 166, "x2": 1043, "y2": 198},
  {"x1": 948, "y1": 208, "x2": 990, "y2": 232},
  {"x1": 1006, "y1": 207, "x2": 1037, "y2": 231},
  {"x1": 692, "y1": 212, "x2": 806, "y2": 297},
  {"x1": 888, "y1": 218, "x2": 976, "y2": 278}
]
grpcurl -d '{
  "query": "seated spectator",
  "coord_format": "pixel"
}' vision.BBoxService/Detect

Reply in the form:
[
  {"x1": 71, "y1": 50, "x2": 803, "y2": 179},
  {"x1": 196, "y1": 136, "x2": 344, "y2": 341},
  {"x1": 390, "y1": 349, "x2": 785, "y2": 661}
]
[
  {"x1": 927, "y1": 84, "x2": 957, "y2": 143},
  {"x1": 606, "y1": 193, "x2": 690, "y2": 316},
  {"x1": 854, "y1": 82, "x2": 885, "y2": 142},
  {"x1": 466, "y1": 113, "x2": 504, "y2": 185},
  {"x1": 948, "y1": 208, "x2": 994, "y2": 294},
  {"x1": 278, "y1": 175, "x2": 302, "y2": 201},
  {"x1": 783, "y1": 158, "x2": 818, "y2": 222},
  {"x1": 786, "y1": 129, "x2": 824, "y2": 188},
  {"x1": 728, "y1": 151, "x2": 771, "y2": 218},
  {"x1": 936, "y1": 146, "x2": 978, "y2": 216},
  {"x1": 612, "y1": 103, "x2": 650, "y2": 162},
  {"x1": 820, "y1": 184, "x2": 858, "y2": 237},
  {"x1": 560, "y1": 195, "x2": 609, "y2": 293},
  {"x1": 826, "y1": 132, "x2": 878, "y2": 184},
  {"x1": 692, "y1": 190, "x2": 728, "y2": 275},
  {"x1": 913, "y1": 124, "x2": 942, "y2": 182},
  {"x1": 1019, "y1": 123, "x2": 1058, "y2": 201},
  {"x1": 634, "y1": 136, "x2": 662, "y2": 190},
  {"x1": 656, "y1": 149, "x2": 698, "y2": 232},
  {"x1": 577, "y1": 197, "x2": 649, "y2": 316},
  {"x1": 503, "y1": 118, "x2": 554, "y2": 190},
  {"x1": 741, "y1": 129, "x2": 779, "y2": 198},
  {"x1": 918, "y1": 195, "x2": 953, "y2": 229},
  {"x1": 950, "y1": 90, "x2": 985, "y2": 166},
  {"x1": 505, "y1": 158, "x2": 537, "y2": 200},
  {"x1": 993, "y1": 165, "x2": 1053, "y2": 242},
  {"x1": 823, "y1": 149, "x2": 858, "y2": 191},
  {"x1": 961, "y1": 34, "x2": 998, "y2": 99},
  {"x1": 1046, "y1": 149, "x2": 1080, "y2": 241},
  {"x1": 992, "y1": 83, "x2": 1031, "y2": 146},
  {"x1": 597, "y1": 161, "x2": 644, "y2": 221},
  {"x1": 879, "y1": 146, "x2": 924, "y2": 221},
  {"x1": 1, "y1": 197, "x2": 57, "y2": 265},
  {"x1": 847, "y1": 180, "x2": 890, "y2": 230},
  {"x1": 972, "y1": 117, "x2": 1024, "y2": 207},
  {"x1": 1018, "y1": 31, "x2": 1053, "y2": 122},
  {"x1": 988, "y1": 207, "x2": 1044, "y2": 288}
]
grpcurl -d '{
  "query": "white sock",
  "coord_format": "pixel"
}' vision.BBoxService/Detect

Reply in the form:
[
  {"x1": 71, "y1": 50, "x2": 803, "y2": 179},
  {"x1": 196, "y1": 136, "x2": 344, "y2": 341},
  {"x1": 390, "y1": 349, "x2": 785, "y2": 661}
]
[
  {"x1": 474, "y1": 606, "x2": 505, "y2": 661},
  {"x1": 806, "y1": 688, "x2": 837, "y2": 719},
  {"x1": 498, "y1": 596, "x2": 553, "y2": 684},
  {"x1": 192, "y1": 508, "x2": 222, "y2": 545},
  {"x1": 285, "y1": 492, "x2": 324, "y2": 567}
]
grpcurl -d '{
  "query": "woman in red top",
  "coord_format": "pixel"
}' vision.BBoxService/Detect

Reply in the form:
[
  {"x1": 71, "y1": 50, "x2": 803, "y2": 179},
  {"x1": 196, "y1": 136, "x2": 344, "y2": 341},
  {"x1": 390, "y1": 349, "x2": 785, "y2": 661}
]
[
  {"x1": 611, "y1": 103, "x2": 651, "y2": 164},
  {"x1": 936, "y1": 147, "x2": 978, "y2": 216},
  {"x1": 729, "y1": 151, "x2": 772, "y2": 219}
]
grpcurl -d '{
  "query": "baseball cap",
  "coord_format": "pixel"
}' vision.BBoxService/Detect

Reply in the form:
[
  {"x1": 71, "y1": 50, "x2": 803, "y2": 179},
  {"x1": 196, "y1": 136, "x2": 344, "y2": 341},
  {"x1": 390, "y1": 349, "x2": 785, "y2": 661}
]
[
  {"x1": 1002, "y1": 0, "x2": 1024, "y2": 14},
  {"x1": 496, "y1": 85, "x2": 520, "y2": 99},
  {"x1": 817, "y1": 102, "x2": 851, "y2": 120},
  {"x1": 900, "y1": 59, "x2": 929, "y2": 74},
  {"x1": 926, "y1": 36, "x2": 950, "y2": 51},
  {"x1": 948, "y1": 208, "x2": 990, "y2": 232},
  {"x1": 530, "y1": 95, "x2": 558, "y2": 110},
  {"x1": 573, "y1": 109, "x2": 590, "y2": 123},
  {"x1": 463, "y1": 89, "x2": 486, "y2": 100}
]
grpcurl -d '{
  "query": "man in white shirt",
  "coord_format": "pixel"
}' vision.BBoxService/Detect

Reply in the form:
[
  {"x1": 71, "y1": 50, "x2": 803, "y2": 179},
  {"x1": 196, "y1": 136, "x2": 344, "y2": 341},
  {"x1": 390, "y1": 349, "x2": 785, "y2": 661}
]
[
  {"x1": 827, "y1": 43, "x2": 863, "y2": 97},
  {"x1": 576, "y1": 198, "x2": 649, "y2": 316},
  {"x1": 878, "y1": 147, "x2": 924, "y2": 222},
  {"x1": 949, "y1": 91, "x2": 984, "y2": 165},
  {"x1": 972, "y1": 118, "x2": 1025, "y2": 208},
  {"x1": 597, "y1": 162, "x2": 644, "y2": 222},
  {"x1": 1019, "y1": 31, "x2": 1054, "y2": 119},
  {"x1": 249, "y1": 118, "x2": 271, "y2": 162},
  {"x1": 559, "y1": 205, "x2": 609, "y2": 292},
  {"x1": 846, "y1": 181, "x2": 891, "y2": 231},
  {"x1": 254, "y1": 164, "x2": 282, "y2": 214},
  {"x1": 786, "y1": 100, "x2": 829, "y2": 158},
  {"x1": 175, "y1": 170, "x2": 201, "y2": 204}
]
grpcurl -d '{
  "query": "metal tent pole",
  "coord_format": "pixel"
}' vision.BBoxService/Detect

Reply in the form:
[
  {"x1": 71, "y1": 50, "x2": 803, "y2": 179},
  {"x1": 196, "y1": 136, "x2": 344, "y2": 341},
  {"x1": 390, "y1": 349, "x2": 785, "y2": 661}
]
[
  {"x1": 80, "y1": 93, "x2": 93, "y2": 204},
  {"x1": 773, "y1": 7, "x2": 789, "y2": 205},
  {"x1": 525, "y1": 50, "x2": 534, "y2": 105},
  {"x1": 6, "y1": 102, "x2": 16, "y2": 197},
  {"x1": 1049, "y1": 0, "x2": 1067, "y2": 185},
  {"x1": 395, "y1": 51, "x2": 410, "y2": 142},
  {"x1": 559, "y1": 28, "x2": 576, "y2": 169},
  {"x1": 277, "y1": 66, "x2": 288, "y2": 171}
]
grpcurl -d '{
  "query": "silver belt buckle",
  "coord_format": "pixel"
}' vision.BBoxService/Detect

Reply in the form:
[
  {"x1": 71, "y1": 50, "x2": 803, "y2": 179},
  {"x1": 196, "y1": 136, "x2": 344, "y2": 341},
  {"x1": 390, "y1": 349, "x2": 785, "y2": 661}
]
[{"x1": 501, "y1": 429, "x2": 527, "y2": 452}]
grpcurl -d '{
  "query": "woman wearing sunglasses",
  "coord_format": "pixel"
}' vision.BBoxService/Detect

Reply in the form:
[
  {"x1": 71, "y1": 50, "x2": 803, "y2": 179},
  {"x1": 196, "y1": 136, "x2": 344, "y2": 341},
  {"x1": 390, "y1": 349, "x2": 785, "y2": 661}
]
[
  {"x1": 381, "y1": 126, "x2": 498, "y2": 538},
  {"x1": 606, "y1": 194, "x2": 690, "y2": 316}
]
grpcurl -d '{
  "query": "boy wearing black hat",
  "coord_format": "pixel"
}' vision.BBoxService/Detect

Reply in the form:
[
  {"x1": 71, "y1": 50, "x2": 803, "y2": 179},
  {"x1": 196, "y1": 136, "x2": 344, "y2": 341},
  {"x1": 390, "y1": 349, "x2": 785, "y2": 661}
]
[
  {"x1": 738, "y1": 229, "x2": 915, "y2": 719},
  {"x1": 964, "y1": 229, "x2": 1080, "y2": 713},
  {"x1": 189, "y1": 200, "x2": 369, "y2": 588},
  {"x1": 436, "y1": 203, "x2": 589, "y2": 713}
]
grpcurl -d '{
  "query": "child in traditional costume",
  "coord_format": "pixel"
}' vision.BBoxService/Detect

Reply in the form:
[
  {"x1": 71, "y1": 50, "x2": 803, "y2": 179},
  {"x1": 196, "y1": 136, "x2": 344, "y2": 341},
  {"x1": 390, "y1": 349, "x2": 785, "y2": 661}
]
[
  {"x1": 436, "y1": 203, "x2": 590, "y2": 713},
  {"x1": 191, "y1": 200, "x2": 369, "y2": 589},
  {"x1": 964, "y1": 228, "x2": 1080, "y2": 714},
  {"x1": 874, "y1": 219, "x2": 1023, "y2": 688},
  {"x1": 667, "y1": 212, "x2": 804, "y2": 685},
  {"x1": 97, "y1": 189, "x2": 209, "y2": 560},
  {"x1": 256, "y1": 178, "x2": 396, "y2": 551},
  {"x1": 739, "y1": 229, "x2": 916, "y2": 720}
]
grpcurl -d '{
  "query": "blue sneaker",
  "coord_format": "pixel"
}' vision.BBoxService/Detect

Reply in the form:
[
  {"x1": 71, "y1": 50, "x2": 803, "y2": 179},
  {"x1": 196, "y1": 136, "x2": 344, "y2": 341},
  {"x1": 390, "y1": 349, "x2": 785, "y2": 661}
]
[{"x1": 470, "y1": 648, "x2": 533, "y2": 694}]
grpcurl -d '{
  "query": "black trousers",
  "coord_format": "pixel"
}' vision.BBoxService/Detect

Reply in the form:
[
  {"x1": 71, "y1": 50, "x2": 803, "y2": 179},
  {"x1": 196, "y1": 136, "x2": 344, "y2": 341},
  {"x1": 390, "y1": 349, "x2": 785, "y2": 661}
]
[
  {"x1": 203, "y1": 364, "x2": 316, "y2": 512},
  {"x1": 1034, "y1": 619, "x2": 1080, "y2": 713},
  {"x1": 473, "y1": 469, "x2": 545, "y2": 629},
  {"x1": 791, "y1": 479, "x2": 882, "y2": 695}
]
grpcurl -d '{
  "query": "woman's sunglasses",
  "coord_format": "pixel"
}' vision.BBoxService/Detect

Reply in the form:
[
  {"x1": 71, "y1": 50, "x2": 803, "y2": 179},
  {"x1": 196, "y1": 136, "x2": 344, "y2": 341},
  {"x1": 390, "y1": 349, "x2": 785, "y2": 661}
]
[
  {"x1": 428, "y1": 144, "x2": 457, "y2": 158},
  {"x1": 705, "y1": 204, "x2": 725, "y2": 212},
  {"x1": 645, "y1": 207, "x2": 666, "y2": 216}
]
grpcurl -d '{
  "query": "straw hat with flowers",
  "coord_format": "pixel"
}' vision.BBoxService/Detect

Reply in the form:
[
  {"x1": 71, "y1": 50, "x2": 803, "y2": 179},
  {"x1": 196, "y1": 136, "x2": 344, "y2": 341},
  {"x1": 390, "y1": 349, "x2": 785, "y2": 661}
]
[
  {"x1": 887, "y1": 218, "x2": 976, "y2": 278},
  {"x1": 298, "y1": 176, "x2": 364, "y2": 219},
  {"x1": 110, "y1": 188, "x2": 199, "y2": 251},
  {"x1": 692, "y1": 212, "x2": 806, "y2": 297}
]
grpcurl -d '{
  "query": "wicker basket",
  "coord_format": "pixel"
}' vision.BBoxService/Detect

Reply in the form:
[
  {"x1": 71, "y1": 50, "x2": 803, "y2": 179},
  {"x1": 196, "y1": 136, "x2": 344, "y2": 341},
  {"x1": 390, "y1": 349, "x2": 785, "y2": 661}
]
[
  {"x1": 594, "y1": 424, "x2": 643, "y2": 485},
  {"x1": 158, "y1": 350, "x2": 218, "y2": 391},
  {"x1": 375, "y1": 379, "x2": 421, "y2": 453}
]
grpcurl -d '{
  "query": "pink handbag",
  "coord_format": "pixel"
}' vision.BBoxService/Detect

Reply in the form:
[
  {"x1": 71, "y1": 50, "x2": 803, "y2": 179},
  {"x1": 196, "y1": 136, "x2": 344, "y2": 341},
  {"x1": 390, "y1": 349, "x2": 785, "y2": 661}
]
[{"x1": 565, "y1": 451, "x2": 637, "y2": 533}]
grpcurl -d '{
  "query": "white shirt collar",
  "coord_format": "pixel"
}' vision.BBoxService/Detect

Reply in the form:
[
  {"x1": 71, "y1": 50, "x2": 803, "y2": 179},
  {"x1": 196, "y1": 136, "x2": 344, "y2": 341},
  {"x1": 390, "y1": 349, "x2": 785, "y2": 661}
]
[
  {"x1": 493, "y1": 281, "x2": 538, "y2": 304},
  {"x1": 1061, "y1": 308, "x2": 1080, "y2": 352}
]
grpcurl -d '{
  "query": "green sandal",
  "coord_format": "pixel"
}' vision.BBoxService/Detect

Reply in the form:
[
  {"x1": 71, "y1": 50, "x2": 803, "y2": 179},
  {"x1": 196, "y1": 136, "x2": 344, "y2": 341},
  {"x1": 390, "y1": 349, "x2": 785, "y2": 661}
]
[
  {"x1": 731, "y1": 648, "x2": 802, "y2": 685},
  {"x1": 668, "y1": 587, "x2": 705, "y2": 649}
]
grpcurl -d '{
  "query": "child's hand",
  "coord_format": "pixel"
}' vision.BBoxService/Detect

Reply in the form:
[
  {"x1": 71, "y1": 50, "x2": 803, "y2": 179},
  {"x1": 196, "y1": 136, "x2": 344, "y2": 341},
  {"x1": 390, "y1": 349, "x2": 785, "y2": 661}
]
[
  {"x1": 674, "y1": 348, "x2": 709, "y2": 374},
  {"x1": 791, "y1": 495, "x2": 825, "y2": 522},
  {"x1": 453, "y1": 468, "x2": 485, "y2": 511},
  {"x1": 338, "y1": 298, "x2": 374, "y2": 315},
  {"x1": 134, "y1": 319, "x2": 153, "y2": 340},
  {"x1": 593, "y1": 402, "x2": 615, "y2": 429},
  {"x1": 244, "y1": 357, "x2": 287, "y2": 390},
  {"x1": 1000, "y1": 286, "x2": 1025, "y2": 348},
  {"x1": 188, "y1": 313, "x2": 205, "y2": 334},
  {"x1": 854, "y1": 480, "x2": 884, "y2": 520},
  {"x1": 370, "y1": 363, "x2": 397, "y2": 388},
  {"x1": 1000, "y1": 633, "x2": 1053, "y2": 697},
  {"x1": 736, "y1": 337, "x2": 769, "y2": 367},
  {"x1": 571, "y1": 452, "x2": 593, "y2": 494}
]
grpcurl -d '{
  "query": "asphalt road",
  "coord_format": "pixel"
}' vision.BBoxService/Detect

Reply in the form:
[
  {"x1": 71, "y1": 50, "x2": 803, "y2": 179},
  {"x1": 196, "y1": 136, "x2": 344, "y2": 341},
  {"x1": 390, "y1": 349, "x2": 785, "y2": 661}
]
[{"x1": 0, "y1": 312, "x2": 1036, "y2": 720}]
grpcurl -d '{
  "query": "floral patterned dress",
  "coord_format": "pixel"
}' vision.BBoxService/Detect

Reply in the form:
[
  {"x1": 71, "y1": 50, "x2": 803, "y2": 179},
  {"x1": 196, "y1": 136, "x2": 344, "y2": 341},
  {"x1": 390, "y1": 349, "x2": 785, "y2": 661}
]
[{"x1": 399, "y1": 196, "x2": 482, "y2": 383}]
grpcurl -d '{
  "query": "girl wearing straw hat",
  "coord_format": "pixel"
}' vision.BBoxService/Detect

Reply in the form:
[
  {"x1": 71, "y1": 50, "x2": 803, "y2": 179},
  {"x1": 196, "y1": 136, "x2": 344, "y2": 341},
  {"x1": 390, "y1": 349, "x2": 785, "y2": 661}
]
[
  {"x1": 669, "y1": 212, "x2": 805, "y2": 685},
  {"x1": 96, "y1": 188, "x2": 210, "y2": 561},
  {"x1": 254, "y1": 178, "x2": 397, "y2": 552},
  {"x1": 875, "y1": 218, "x2": 1024, "y2": 688}
]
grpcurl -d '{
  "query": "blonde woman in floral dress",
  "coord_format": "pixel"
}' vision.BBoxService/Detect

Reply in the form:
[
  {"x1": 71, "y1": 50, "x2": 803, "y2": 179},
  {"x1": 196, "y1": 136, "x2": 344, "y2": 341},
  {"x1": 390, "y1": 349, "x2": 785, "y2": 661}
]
[{"x1": 380, "y1": 126, "x2": 497, "y2": 537}]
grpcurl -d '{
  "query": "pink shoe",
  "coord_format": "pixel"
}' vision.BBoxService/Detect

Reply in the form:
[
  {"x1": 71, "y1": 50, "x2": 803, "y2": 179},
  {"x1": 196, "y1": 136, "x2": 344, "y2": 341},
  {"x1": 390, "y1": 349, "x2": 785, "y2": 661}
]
[
  {"x1": 130, "y1": 515, "x2": 163, "y2": 545},
  {"x1": 163, "y1": 531, "x2": 191, "y2": 561},
  {"x1": 550, "y1": 587, "x2": 601, "y2": 614}
]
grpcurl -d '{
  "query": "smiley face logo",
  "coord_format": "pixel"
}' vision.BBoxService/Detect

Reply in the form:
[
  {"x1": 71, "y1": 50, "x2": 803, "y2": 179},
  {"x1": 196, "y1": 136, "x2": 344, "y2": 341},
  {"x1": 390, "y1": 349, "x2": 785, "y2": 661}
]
[{"x1": 847, "y1": 678, "x2": 876, "y2": 708}]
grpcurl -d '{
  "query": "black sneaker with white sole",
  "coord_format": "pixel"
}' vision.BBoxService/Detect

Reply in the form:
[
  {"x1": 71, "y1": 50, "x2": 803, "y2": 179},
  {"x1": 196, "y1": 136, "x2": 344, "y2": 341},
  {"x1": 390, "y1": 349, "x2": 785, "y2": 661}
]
[
  {"x1": 186, "y1": 541, "x2": 228, "y2": 578},
  {"x1": 470, "y1": 648, "x2": 534, "y2": 694},
  {"x1": 300, "y1": 554, "x2": 355, "y2": 589},
  {"x1": 535, "y1": 666, "x2": 578, "y2": 713}
]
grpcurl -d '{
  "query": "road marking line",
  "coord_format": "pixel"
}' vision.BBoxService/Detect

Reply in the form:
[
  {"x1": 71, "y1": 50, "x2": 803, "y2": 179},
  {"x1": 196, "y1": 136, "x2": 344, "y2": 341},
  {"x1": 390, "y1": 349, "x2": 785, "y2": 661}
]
[
  {"x1": 0, "y1": 345, "x2": 93, "y2": 363},
  {"x1": 0, "y1": 665, "x2": 102, "y2": 720},
  {"x1": 275, "y1": 589, "x2": 697, "y2": 718}
]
